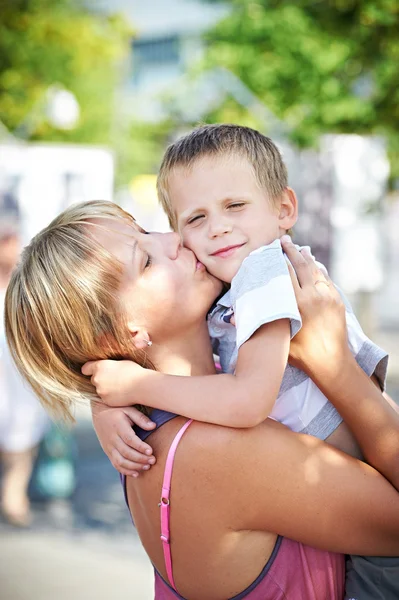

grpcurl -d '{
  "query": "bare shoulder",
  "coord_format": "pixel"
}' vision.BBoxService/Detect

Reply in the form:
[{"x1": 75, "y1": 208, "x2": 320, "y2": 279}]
[{"x1": 176, "y1": 417, "x2": 306, "y2": 490}]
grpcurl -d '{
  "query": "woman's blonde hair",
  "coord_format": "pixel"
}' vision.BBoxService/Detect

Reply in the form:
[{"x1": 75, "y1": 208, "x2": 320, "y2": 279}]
[{"x1": 5, "y1": 200, "x2": 152, "y2": 423}]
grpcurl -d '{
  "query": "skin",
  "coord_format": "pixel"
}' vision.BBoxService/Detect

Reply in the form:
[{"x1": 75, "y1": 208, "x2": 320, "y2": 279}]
[
  {"x1": 86, "y1": 154, "x2": 357, "y2": 457},
  {"x1": 86, "y1": 221, "x2": 399, "y2": 600},
  {"x1": 85, "y1": 155, "x2": 300, "y2": 427},
  {"x1": 89, "y1": 219, "x2": 222, "y2": 352},
  {"x1": 170, "y1": 154, "x2": 298, "y2": 283}
]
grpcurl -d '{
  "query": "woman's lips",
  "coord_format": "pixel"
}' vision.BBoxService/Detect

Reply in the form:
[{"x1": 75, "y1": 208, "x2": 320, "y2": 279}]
[{"x1": 211, "y1": 243, "x2": 245, "y2": 258}]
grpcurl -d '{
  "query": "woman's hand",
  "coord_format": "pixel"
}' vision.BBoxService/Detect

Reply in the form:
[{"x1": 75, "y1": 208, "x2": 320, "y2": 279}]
[
  {"x1": 91, "y1": 401, "x2": 156, "y2": 477},
  {"x1": 280, "y1": 235, "x2": 349, "y2": 377}
]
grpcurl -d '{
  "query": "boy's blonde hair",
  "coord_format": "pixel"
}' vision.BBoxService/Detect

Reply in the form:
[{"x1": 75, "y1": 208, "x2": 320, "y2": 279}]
[
  {"x1": 5, "y1": 200, "x2": 153, "y2": 423},
  {"x1": 157, "y1": 124, "x2": 288, "y2": 230}
]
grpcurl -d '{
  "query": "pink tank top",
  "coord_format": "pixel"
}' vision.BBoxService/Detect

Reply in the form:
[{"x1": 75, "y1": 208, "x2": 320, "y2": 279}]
[
  {"x1": 156, "y1": 419, "x2": 345, "y2": 599},
  {"x1": 125, "y1": 415, "x2": 345, "y2": 599}
]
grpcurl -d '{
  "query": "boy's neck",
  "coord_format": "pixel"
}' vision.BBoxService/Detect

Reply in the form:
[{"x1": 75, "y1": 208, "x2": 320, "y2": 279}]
[{"x1": 151, "y1": 322, "x2": 216, "y2": 377}]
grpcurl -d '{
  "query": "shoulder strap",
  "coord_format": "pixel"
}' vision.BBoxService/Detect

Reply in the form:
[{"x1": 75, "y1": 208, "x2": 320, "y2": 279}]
[{"x1": 159, "y1": 419, "x2": 193, "y2": 591}]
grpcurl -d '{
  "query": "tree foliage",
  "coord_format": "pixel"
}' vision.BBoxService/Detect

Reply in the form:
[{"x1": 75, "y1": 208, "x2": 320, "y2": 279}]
[
  {"x1": 0, "y1": 0, "x2": 131, "y2": 144},
  {"x1": 203, "y1": 0, "x2": 399, "y2": 178}
]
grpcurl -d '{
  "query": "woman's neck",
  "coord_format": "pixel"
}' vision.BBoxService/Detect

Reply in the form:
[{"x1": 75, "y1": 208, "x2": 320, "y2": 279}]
[{"x1": 150, "y1": 322, "x2": 216, "y2": 377}]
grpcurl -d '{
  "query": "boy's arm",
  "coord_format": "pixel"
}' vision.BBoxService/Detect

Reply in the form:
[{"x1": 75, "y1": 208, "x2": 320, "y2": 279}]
[
  {"x1": 83, "y1": 318, "x2": 290, "y2": 428},
  {"x1": 83, "y1": 241, "x2": 298, "y2": 428}
]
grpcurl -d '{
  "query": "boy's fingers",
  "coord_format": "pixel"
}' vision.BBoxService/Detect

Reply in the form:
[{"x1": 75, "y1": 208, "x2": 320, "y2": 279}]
[
  {"x1": 119, "y1": 428, "x2": 154, "y2": 457},
  {"x1": 122, "y1": 407, "x2": 156, "y2": 432},
  {"x1": 115, "y1": 437, "x2": 156, "y2": 465},
  {"x1": 121, "y1": 469, "x2": 140, "y2": 478},
  {"x1": 81, "y1": 361, "x2": 96, "y2": 376},
  {"x1": 111, "y1": 448, "x2": 152, "y2": 472}
]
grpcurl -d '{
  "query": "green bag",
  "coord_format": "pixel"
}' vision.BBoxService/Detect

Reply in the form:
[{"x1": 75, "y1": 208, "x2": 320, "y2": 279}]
[{"x1": 30, "y1": 424, "x2": 77, "y2": 499}]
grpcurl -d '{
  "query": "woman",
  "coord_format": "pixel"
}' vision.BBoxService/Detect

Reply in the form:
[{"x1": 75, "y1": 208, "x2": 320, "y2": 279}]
[{"x1": 5, "y1": 200, "x2": 399, "y2": 599}]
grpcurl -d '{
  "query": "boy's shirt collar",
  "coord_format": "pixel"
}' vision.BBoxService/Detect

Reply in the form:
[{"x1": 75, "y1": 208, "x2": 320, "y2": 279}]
[{"x1": 212, "y1": 238, "x2": 284, "y2": 311}]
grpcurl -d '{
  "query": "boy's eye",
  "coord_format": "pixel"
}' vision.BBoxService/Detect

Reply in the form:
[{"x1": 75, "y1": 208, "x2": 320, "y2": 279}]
[
  {"x1": 187, "y1": 214, "x2": 204, "y2": 225},
  {"x1": 145, "y1": 254, "x2": 152, "y2": 268}
]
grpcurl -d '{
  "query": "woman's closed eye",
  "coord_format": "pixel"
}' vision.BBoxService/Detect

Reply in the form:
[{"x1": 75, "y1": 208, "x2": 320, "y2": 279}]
[{"x1": 145, "y1": 254, "x2": 152, "y2": 268}]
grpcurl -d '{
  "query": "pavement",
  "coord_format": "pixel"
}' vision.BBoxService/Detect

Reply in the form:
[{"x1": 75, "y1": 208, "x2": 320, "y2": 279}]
[{"x1": 0, "y1": 421, "x2": 154, "y2": 600}]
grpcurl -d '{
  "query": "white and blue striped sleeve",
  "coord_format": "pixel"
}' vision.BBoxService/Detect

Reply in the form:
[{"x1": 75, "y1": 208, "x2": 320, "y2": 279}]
[
  {"x1": 338, "y1": 288, "x2": 389, "y2": 390},
  {"x1": 230, "y1": 240, "x2": 302, "y2": 351}
]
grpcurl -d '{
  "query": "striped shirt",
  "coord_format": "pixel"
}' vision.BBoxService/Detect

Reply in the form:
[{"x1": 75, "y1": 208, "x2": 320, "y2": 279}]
[{"x1": 208, "y1": 239, "x2": 388, "y2": 440}]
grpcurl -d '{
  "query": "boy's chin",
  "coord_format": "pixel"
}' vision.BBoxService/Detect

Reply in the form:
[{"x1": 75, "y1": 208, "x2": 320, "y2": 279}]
[{"x1": 212, "y1": 263, "x2": 240, "y2": 285}]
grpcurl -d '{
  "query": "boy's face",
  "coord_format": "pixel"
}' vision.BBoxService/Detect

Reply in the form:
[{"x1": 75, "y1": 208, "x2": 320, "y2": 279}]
[{"x1": 168, "y1": 154, "x2": 297, "y2": 283}]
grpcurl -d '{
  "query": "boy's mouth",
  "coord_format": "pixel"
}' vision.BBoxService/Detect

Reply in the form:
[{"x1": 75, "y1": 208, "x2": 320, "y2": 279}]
[{"x1": 210, "y1": 243, "x2": 246, "y2": 259}]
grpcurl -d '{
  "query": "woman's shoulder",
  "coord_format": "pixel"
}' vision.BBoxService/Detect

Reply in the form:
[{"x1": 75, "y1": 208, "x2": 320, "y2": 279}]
[{"x1": 175, "y1": 418, "x2": 291, "y2": 496}]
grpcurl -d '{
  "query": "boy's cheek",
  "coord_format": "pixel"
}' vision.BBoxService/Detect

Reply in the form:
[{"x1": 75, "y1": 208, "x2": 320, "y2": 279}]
[
  {"x1": 183, "y1": 236, "x2": 219, "y2": 276},
  {"x1": 181, "y1": 232, "x2": 207, "y2": 260}
]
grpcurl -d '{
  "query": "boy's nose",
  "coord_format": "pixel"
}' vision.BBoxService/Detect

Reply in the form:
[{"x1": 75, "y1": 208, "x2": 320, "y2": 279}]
[{"x1": 208, "y1": 219, "x2": 233, "y2": 238}]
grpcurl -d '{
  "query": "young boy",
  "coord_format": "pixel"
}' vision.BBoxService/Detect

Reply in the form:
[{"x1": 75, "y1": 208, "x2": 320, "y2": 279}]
[{"x1": 86, "y1": 125, "x2": 396, "y2": 599}]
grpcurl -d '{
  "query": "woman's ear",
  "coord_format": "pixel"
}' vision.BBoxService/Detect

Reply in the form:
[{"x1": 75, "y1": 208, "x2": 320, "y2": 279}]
[
  {"x1": 127, "y1": 323, "x2": 152, "y2": 350},
  {"x1": 278, "y1": 187, "x2": 298, "y2": 231}
]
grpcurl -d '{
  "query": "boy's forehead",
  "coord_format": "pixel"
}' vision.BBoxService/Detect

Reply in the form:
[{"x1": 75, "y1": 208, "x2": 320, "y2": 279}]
[
  {"x1": 169, "y1": 154, "x2": 259, "y2": 215},
  {"x1": 176, "y1": 152, "x2": 253, "y2": 178}
]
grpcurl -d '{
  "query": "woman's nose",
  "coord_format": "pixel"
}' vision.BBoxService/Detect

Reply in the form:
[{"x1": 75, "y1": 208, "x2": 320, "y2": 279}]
[{"x1": 164, "y1": 232, "x2": 181, "y2": 259}]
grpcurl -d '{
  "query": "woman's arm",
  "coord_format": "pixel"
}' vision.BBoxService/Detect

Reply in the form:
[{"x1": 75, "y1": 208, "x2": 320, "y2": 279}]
[
  {"x1": 192, "y1": 238, "x2": 399, "y2": 555},
  {"x1": 306, "y1": 358, "x2": 399, "y2": 491},
  {"x1": 281, "y1": 237, "x2": 399, "y2": 491},
  {"x1": 188, "y1": 417, "x2": 399, "y2": 556}
]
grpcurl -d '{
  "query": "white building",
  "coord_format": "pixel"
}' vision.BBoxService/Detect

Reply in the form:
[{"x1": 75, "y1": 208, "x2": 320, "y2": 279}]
[{"x1": 96, "y1": 0, "x2": 229, "y2": 121}]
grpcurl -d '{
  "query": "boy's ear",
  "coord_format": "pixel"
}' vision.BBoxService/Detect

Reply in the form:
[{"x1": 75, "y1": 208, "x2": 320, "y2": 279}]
[
  {"x1": 278, "y1": 187, "x2": 298, "y2": 231},
  {"x1": 127, "y1": 323, "x2": 152, "y2": 350}
]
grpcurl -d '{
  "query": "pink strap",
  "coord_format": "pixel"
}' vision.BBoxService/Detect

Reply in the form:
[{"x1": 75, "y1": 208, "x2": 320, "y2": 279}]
[{"x1": 160, "y1": 419, "x2": 193, "y2": 591}]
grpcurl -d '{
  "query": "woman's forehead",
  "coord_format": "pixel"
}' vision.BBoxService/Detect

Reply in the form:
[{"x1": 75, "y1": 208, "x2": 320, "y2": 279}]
[
  {"x1": 91, "y1": 216, "x2": 143, "y2": 235},
  {"x1": 88, "y1": 217, "x2": 143, "y2": 255}
]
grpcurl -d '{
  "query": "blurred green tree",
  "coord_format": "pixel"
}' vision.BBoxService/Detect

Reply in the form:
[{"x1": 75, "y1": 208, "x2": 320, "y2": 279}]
[
  {"x1": 202, "y1": 0, "x2": 399, "y2": 179},
  {"x1": 0, "y1": 0, "x2": 131, "y2": 146}
]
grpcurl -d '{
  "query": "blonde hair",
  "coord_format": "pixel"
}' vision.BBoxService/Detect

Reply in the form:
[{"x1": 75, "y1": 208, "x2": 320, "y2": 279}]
[
  {"x1": 157, "y1": 124, "x2": 288, "y2": 230},
  {"x1": 5, "y1": 200, "x2": 153, "y2": 423}
]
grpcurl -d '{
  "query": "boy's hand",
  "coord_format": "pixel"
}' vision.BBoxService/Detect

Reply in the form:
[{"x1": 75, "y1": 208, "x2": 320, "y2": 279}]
[
  {"x1": 91, "y1": 401, "x2": 156, "y2": 477},
  {"x1": 82, "y1": 359, "x2": 145, "y2": 406}
]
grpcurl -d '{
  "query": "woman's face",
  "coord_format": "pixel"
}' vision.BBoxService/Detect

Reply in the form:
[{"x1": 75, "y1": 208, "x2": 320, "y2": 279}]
[{"x1": 92, "y1": 218, "x2": 223, "y2": 344}]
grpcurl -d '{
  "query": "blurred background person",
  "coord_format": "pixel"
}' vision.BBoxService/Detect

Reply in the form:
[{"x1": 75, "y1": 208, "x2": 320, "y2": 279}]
[{"x1": 0, "y1": 216, "x2": 49, "y2": 526}]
